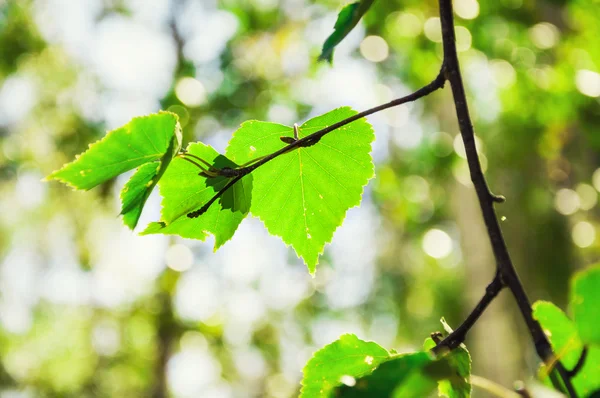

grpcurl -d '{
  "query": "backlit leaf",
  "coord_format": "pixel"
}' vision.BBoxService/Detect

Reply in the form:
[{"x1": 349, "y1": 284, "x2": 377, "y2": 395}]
[
  {"x1": 47, "y1": 112, "x2": 182, "y2": 229},
  {"x1": 319, "y1": 0, "x2": 376, "y2": 63},
  {"x1": 570, "y1": 264, "x2": 600, "y2": 346},
  {"x1": 335, "y1": 352, "x2": 452, "y2": 397},
  {"x1": 300, "y1": 334, "x2": 390, "y2": 398},
  {"x1": 422, "y1": 319, "x2": 472, "y2": 398},
  {"x1": 226, "y1": 107, "x2": 374, "y2": 273},
  {"x1": 533, "y1": 298, "x2": 600, "y2": 396},
  {"x1": 141, "y1": 142, "x2": 252, "y2": 250},
  {"x1": 533, "y1": 301, "x2": 584, "y2": 369},
  {"x1": 120, "y1": 162, "x2": 161, "y2": 229},
  {"x1": 47, "y1": 112, "x2": 180, "y2": 190}
]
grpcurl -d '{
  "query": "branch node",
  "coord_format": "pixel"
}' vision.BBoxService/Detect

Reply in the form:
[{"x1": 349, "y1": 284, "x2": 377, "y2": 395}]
[
  {"x1": 491, "y1": 193, "x2": 506, "y2": 204},
  {"x1": 217, "y1": 167, "x2": 242, "y2": 178},
  {"x1": 430, "y1": 331, "x2": 444, "y2": 344},
  {"x1": 187, "y1": 205, "x2": 208, "y2": 218},
  {"x1": 280, "y1": 136, "x2": 297, "y2": 144},
  {"x1": 514, "y1": 380, "x2": 532, "y2": 398},
  {"x1": 431, "y1": 273, "x2": 504, "y2": 355}
]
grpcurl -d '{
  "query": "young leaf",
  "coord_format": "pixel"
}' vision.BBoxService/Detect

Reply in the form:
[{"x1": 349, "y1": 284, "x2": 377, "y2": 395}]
[
  {"x1": 570, "y1": 264, "x2": 600, "y2": 346},
  {"x1": 47, "y1": 112, "x2": 181, "y2": 189},
  {"x1": 47, "y1": 112, "x2": 182, "y2": 228},
  {"x1": 533, "y1": 301, "x2": 584, "y2": 369},
  {"x1": 120, "y1": 162, "x2": 161, "y2": 229},
  {"x1": 422, "y1": 319, "x2": 472, "y2": 398},
  {"x1": 141, "y1": 142, "x2": 252, "y2": 250},
  {"x1": 226, "y1": 107, "x2": 374, "y2": 273},
  {"x1": 335, "y1": 352, "x2": 452, "y2": 397},
  {"x1": 319, "y1": 0, "x2": 375, "y2": 63},
  {"x1": 300, "y1": 334, "x2": 390, "y2": 398},
  {"x1": 120, "y1": 131, "x2": 180, "y2": 229},
  {"x1": 533, "y1": 299, "x2": 600, "y2": 396}
]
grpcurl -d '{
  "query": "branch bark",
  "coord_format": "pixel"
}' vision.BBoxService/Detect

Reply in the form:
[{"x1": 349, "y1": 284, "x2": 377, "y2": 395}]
[
  {"x1": 432, "y1": 273, "x2": 504, "y2": 354},
  {"x1": 182, "y1": 3, "x2": 578, "y2": 394},
  {"x1": 437, "y1": 0, "x2": 576, "y2": 395}
]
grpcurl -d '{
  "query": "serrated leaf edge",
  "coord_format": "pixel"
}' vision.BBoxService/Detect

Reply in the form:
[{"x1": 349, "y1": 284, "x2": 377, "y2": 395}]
[
  {"x1": 252, "y1": 108, "x2": 375, "y2": 274},
  {"x1": 45, "y1": 111, "x2": 180, "y2": 191}
]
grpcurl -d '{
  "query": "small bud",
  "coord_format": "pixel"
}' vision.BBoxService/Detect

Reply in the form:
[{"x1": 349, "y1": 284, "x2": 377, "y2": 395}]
[{"x1": 280, "y1": 136, "x2": 297, "y2": 144}]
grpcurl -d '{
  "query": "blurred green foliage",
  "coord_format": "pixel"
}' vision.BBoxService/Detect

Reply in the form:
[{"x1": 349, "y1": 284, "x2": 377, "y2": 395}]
[{"x1": 1, "y1": 0, "x2": 599, "y2": 396}]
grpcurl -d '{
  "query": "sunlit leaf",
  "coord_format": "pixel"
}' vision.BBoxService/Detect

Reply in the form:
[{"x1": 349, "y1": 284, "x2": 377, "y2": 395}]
[
  {"x1": 226, "y1": 107, "x2": 374, "y2": 273},
  {"x1": 47, "y1": 112, "x2": 182, "y2": 228},
  {"x1": 319, "y1": 0, "x2": 376, "y2": 63},
  {"x1": 120, "y1": 162, "x2": 161, "y2": 229},
  {"x1": 335, "y1": 352, "x2": 452, "y2": 397},
  {"x1": 533, "y1": 301, "x2": 584, "y2": 369},
  {"x1": 422, "y1": 319, "x2": 472, "y2": 398},
  {"x1": 141, "y1": 142, "x2": 252, "y2": 250},
  {"x1": 533, "y1": 298, "x2": 600, "y2": 396},
  {"x1": 300, "y1": 334, "x2": 390, "y2": 398},
  {"x1": 47, "y1": 112, "x2": 180, "y2": 190},
  {"x1": 570, "y1": 264, "x2": 600, "y2": 345}
]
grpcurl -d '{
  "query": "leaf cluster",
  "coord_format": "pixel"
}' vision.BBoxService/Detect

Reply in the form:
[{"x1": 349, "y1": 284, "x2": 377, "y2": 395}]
[
  {"x1": 300, "y1": 321, "x2": 471, "y2": 398},
  {"x1": 47, "y1": 108, "x2": 374, "y2": 273}
]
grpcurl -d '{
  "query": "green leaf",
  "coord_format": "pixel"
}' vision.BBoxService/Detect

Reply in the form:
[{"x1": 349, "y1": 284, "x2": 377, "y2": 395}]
[
  {"x1": 300, "y1": 334, "x2": 391, "y2": 398},
  {"x1": 226, "y1": 107, "x2": 375, "y2": 273},
  {"x1": 538, "y1": 346, "x2": 600, "y2": 397},
  {"x1": 319, "y1": 0, "x2": 375, "y2": 63},
  {"x1": 422, "y1": 319, "x2": 472, "y2": 398},
  {"x1": 533, "y1": 299, "x2": 600, "y2": 396},
  {"x1": 570, "y1": 264, "x2": 600, "y2": 346},
  {"x1": 120, "y1": 129, "x2": 180, "y2": 229},
  {"x1": 141, "y1": 142, "x2": 252, "y2": 250},
  {"x1": 533, "y1": 301, "x2": 584, "y2": 369},
  {"x1": 47, "y1": 112, "x2": 181, "y2": 190},
  {"x1": 47, "y1": 111, "x2": 182, "y2": 228},
  {"x1": 572, "y1": 346, "x2": 600, "y2": 397},
  {"x1": 335, "y1": 353, "x2": 451, "y2": 397},
  {"x1": 120, "y1": 162, "x2": 161, "y2": 229}
]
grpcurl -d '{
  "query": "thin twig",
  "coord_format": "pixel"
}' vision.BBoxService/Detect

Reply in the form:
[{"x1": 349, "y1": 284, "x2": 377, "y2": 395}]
[
  {"x1": 432, "y1": 273, "x2": 504, "y2": 354},
  {"x1": 187, "y1": 175, "x2": 243, "y2": 218},
  {"x1": 184, "y1": 70, "x2": 447, "y2": 217},
  {"x1": 180, "y1": 5, "x2": 577, "y2": 396},
  {"x1": 437, "y1": 0, "x2": 576, "y2": 395},
  {"x1": 237, "y1": 68, "x2": 446, "y2": 176}
]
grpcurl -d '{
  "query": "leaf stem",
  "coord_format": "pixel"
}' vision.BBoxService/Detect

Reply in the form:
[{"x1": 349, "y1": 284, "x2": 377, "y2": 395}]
[
  {"x1": 182, "y1": 9, "x2": 577, "y2": 396},
  {"x1": 437, "y1": 0, "x2": 576, "y2": 395},
  {"x1": 178, "y1": 154, "x2": 220, "y2": 178},
  {"x1": 186, "y1": 70, "x2": 447, "y2": 216},
  {"x1": 243, "y1": 70, "x2": 446, "y2": 174}
]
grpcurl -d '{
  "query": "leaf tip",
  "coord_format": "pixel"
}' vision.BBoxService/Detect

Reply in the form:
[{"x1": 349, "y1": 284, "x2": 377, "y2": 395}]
[{"x1": 139, "y1": 221, "x2": 166, "y2": 236}]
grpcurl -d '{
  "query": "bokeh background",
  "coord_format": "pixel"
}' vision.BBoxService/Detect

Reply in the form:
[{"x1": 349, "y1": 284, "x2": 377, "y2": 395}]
[{"x1": 1, "y1": 0, "x2": 599, "y2": 396}]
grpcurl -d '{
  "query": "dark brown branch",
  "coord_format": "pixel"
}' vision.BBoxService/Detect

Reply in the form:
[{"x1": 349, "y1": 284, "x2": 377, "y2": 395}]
[
  {"x1": 432, "y1": 273, "x2": 504, "y2": 354},
  {"x1": 185, "y1": 70, "x2": 447, "y2": 217},
  {"x1": 437, "y1": 0, "x2": 577, "y2": 396},
  {"x1": 180, "y1": 5, "x2": 577, "y2": 396}
]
